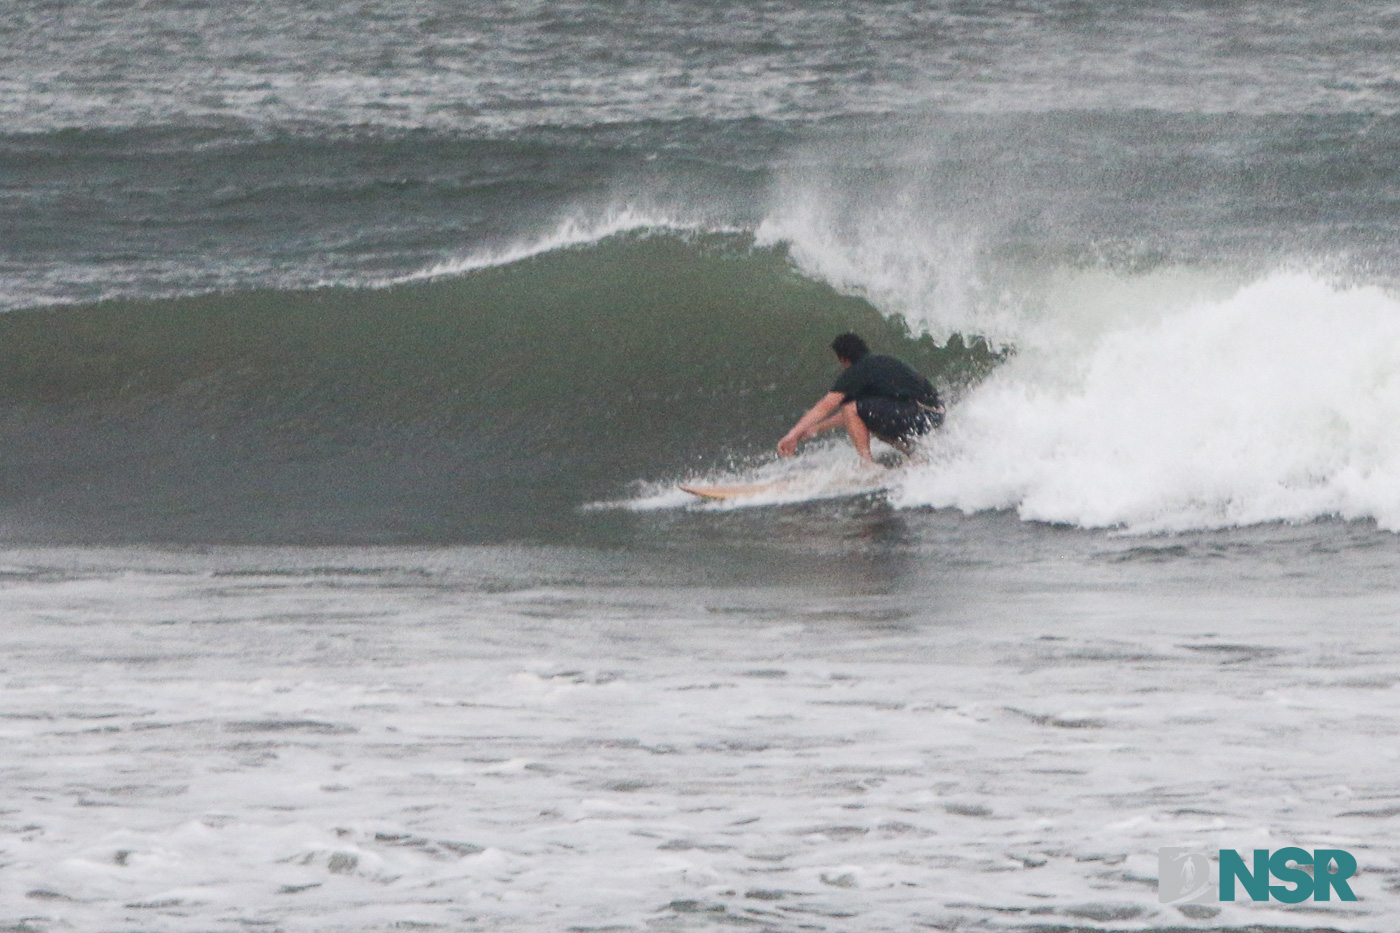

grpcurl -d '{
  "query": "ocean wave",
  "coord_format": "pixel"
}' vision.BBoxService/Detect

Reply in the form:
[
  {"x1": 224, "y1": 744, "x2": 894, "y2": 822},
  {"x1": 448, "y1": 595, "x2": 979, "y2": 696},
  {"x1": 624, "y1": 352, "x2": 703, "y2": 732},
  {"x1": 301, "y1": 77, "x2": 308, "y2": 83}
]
[
  {"x1": 381, "y1": 208, "x2": 744, "y2": 285},
  {"x1": 10, "y1": 203, "x2": 1400, "y2": 542},
  {"x1": 0, "y1": 231, "x2": 994, "y2": 544},
  {"x1": 897, "y1": 270, "x2": 1400, "y2": 533}
]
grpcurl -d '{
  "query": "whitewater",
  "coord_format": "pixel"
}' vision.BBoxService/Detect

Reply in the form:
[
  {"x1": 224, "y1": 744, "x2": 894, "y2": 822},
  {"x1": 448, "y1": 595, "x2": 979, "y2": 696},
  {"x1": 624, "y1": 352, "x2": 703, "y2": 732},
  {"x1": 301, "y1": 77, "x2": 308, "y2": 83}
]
[
  {"x1": 3, "y1": 539, "x2": 1398, "y2": 932},
  {"x1": 5, "y1": 1, "x2": 1400, "y2": 931}
]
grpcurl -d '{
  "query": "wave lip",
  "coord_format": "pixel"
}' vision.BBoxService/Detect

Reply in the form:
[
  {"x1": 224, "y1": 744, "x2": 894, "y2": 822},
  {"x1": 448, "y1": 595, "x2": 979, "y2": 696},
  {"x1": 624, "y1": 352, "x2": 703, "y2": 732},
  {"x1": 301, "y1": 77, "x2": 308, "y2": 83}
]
[
  {"x1": 897, "y1": 271, "x2": 1400, "y2": 533},
  {"x1": 382, "y1": 208, "x2": 741, "y2": 285}
]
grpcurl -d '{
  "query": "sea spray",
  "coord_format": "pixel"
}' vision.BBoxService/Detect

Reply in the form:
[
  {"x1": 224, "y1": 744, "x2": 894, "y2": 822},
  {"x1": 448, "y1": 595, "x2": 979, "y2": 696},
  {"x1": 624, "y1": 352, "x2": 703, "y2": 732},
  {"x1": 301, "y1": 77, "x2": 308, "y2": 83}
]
[{"x1": 897, "y1": 271, "x2": 1400, "y2": 532}]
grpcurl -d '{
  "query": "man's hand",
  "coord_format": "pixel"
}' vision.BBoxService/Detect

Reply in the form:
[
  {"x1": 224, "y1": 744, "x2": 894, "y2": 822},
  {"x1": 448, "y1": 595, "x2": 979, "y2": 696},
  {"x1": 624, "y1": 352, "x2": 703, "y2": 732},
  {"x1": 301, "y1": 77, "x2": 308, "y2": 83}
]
[{"x1": 778, "y1": 392, "x2": 845, "y2": 458}]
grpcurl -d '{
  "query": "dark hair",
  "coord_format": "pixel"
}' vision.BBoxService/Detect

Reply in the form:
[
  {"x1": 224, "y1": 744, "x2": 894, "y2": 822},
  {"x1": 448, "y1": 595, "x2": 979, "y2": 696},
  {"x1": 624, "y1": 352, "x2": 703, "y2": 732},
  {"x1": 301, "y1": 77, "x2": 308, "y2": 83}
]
[{"x1": 830, "y1": 332, "x2": 869, "y2": 363}]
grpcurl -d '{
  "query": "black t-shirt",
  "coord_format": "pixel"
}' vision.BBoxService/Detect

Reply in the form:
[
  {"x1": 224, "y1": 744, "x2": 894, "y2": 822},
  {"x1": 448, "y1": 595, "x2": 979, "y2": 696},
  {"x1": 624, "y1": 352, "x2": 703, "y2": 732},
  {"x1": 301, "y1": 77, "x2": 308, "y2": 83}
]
[{"x1": 831, "y1": 354, "x2": 938, "y2": 406}]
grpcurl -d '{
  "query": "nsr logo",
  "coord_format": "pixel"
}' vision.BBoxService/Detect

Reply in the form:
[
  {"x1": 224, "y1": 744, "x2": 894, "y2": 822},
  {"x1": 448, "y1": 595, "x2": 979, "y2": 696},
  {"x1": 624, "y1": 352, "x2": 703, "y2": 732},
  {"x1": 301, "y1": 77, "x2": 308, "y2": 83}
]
[{"x1": 1159, "y1": 847, "x2": 1358, "y2": 904}]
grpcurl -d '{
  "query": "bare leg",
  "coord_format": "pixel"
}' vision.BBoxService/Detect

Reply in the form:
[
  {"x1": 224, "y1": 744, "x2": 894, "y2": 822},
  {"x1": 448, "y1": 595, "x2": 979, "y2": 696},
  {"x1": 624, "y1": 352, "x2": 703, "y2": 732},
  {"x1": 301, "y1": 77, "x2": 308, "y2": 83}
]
[
  {"x1": 840, "y1": 401, "x2": 875, "y2": 463},
  {"x1": 791, "y1": 402, "x2": 879, "y2": 464}
]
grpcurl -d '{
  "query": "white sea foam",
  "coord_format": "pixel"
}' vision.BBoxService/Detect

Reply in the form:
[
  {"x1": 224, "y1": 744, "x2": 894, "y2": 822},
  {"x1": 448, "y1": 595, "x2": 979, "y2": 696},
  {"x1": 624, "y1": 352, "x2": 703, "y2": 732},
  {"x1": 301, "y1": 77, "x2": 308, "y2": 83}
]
[
  {"x1": 0, "y1": 547, "x2": 1396, "y2": 931},
  {"x1": 896, "y1": 271, "x2": 1400, "y2": 532},
  {"x1": 712, "y1": 180, "x2": 1400, "y2": 535},
  {"x1": 745, "y1": 140, "x2": 1400, "y2": 533},
  {"x1": 610, "y1": 441, "x2": 899, "y2": 512}
]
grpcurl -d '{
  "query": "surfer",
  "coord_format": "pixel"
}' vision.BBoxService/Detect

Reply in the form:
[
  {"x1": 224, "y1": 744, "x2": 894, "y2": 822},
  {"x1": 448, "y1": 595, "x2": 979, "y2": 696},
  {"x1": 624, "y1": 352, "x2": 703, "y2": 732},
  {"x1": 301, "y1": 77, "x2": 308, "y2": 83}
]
[{"x1": 777, "y1": 333, "x2": 944, "y2": 464}]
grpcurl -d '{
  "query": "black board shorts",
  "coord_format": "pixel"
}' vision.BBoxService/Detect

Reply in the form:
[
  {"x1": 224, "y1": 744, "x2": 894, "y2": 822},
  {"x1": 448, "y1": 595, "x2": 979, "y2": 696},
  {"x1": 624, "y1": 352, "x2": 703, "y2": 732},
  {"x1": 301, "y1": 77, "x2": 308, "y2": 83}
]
[{"x1": 856, "y1": 397, "x2": 943, "y2": 444}]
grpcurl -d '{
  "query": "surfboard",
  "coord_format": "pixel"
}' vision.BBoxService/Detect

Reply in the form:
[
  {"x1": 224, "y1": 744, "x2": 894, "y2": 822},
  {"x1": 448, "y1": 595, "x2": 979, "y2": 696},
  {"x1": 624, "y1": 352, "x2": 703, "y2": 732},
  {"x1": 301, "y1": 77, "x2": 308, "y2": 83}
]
[
  {"x1": 678, "y1": 481, "x2": 790, "y2": 501},
  {"x1": 680, "y1": 460, "x2": 900, "y2": 502}
]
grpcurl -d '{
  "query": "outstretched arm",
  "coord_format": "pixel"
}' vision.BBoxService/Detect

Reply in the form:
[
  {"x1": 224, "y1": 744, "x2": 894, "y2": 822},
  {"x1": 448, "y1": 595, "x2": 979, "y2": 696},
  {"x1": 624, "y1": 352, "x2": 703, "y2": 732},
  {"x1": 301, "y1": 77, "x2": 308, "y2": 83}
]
[{"x1": 778, "y1": 391, "x2": 846, "y2": 457}]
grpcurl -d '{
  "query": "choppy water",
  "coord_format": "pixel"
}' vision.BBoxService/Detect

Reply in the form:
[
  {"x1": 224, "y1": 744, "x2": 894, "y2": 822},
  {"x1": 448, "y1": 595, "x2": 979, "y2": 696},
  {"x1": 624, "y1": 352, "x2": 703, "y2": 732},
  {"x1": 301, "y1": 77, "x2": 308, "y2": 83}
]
[
  {"x1": 2, "y1": 533, "x2": 1399, "y2": 931},
  {"x1": 4, "y1": 1, "x2": 1400, "y2": 930}
]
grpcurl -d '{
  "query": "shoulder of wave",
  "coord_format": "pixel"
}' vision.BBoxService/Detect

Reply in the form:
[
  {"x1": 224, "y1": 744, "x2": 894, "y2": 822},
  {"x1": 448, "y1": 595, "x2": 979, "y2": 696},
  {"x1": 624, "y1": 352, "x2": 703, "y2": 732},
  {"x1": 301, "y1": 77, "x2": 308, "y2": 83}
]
[{"x1": 374, "y1": 210, "x2": 746, "y2": 286}]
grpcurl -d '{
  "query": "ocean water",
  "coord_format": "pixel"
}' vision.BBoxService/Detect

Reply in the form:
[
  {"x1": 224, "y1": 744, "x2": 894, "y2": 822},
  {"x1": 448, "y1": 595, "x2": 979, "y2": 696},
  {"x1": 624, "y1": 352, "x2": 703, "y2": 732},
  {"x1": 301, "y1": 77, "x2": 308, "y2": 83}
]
[{"x1": 3, "y1": 1, "x2": 1400, "y2": 930}]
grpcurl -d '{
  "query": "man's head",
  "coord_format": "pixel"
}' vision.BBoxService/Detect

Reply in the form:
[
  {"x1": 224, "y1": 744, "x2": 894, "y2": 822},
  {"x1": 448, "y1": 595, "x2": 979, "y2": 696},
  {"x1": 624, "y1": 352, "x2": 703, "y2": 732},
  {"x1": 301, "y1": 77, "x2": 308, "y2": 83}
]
[{"x1": 831, "y1": 332, "x2": 870, "y2": 366}]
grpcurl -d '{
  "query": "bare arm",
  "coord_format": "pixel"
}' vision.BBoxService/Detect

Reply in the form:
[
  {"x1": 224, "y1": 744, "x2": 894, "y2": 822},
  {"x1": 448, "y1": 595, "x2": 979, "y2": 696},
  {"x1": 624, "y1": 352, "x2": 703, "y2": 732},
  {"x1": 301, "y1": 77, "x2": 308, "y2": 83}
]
[{"x1": 778, "y1": 391, "x2": 846, "y2": 457}]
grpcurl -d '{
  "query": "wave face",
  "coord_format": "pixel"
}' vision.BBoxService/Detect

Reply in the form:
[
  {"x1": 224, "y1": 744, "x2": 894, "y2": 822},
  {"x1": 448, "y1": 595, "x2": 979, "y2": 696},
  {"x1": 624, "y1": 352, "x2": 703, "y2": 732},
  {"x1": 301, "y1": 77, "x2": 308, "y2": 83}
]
[{"x1": 0, "y1": 233, "x2": 995, "y2": 544}]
